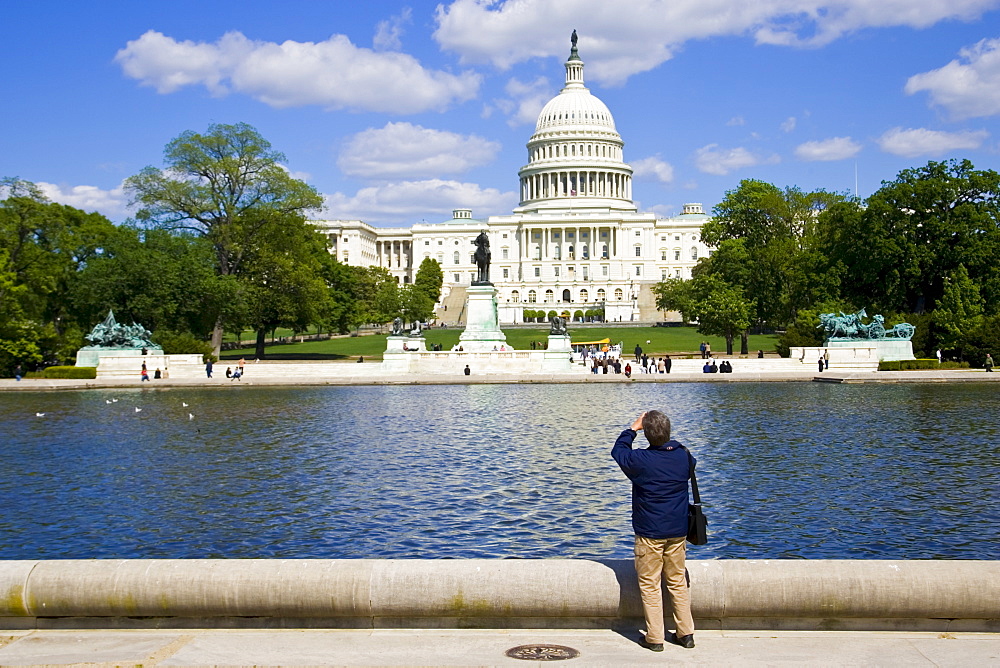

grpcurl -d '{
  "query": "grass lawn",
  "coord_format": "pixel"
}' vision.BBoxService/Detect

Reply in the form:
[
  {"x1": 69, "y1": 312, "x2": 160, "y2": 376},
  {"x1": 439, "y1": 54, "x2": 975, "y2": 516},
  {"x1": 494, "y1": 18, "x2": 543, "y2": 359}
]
[{"x1": 221, "y1": 325, "x2": 779, "y2": 361}]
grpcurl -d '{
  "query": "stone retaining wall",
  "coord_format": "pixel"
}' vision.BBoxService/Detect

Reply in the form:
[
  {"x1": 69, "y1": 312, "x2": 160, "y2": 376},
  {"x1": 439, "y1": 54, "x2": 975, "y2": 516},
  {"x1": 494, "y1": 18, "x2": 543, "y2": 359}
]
[{"x1": 1, "y1": 559, "x2": 996, "y2": 631}]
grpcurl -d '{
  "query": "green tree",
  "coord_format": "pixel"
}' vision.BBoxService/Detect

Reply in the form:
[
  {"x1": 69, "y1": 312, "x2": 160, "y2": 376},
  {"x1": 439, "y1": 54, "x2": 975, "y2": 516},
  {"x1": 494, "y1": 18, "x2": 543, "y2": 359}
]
[
  {"x1": 703, "y1": 180, "x2": 844, "y2": 328},
  {"x1": 651, "y1": 277, "x2": 693, "y2": 321},
  {"x1": 125, "y1": 123, "x2": 323, "y2": 354},
  {"x1": 413, "y1": 257, "x2": 444, "y2": 307},
  {"x1": 399, "y1": 284, "x2": 435, "y2": 326},
  {"x1": 349, "y1": 266, "x2": 399, "y2": 328},
  {"x1": 238, "y1": 217, "x2": 332, "y2": 359},
  {"x1": 684, "y1": 275, "x2": 752, "y2": 356},
  {"x1": 934, "y1": 264, "x2": 984, "y2": 357},
  {"x1": 0, "y1": 179, "x2": 115, "y2": 371},
  {"x1": 820, "y1": 159, "x2": 1000, "y2": 314}
]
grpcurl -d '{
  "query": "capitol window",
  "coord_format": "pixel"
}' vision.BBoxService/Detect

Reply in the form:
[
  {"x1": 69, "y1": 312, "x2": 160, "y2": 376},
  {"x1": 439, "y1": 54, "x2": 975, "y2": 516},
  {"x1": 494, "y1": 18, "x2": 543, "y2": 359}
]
[
  {"x1": 597, "y1": 288, "x2": 606, "y2": 301},
  {"x1": 502, "y1": 248, "x2": 508, "y2": 259},
  {"x1": 635, "y1": 246, "x2": 641, "y2": 257},
  {"x1": 674, "y1": 250, "x2": 681, "y2": 261},
  {"x1": 636, "y1": 265, "x2": 642, "y2": 276},
  {"x1": 424, "y1": 240, "x2": 430, "y2": 245},
  {"x1": 615, "y1": 288, "x2": 624, "y2": 300},
  {"x1": 512, "y1": 290, "x2": 520, "y2": 302},
  {"x1": 554, "y1": 266, "x2": 560, "y2": 276},
  {"x1": 602, "y1": 245, "x2": 608, "y2": 259},
  {"x1": 661, "y1": 250, "x2": 667, "y2": 260},
  {"x1": 580, "y1": 289, "x2": 589, "y2": 301},
  {"x1": 454, "y1": 252, "x2": 461, "y2": 264},
  {"x1": 503, "y1": 268, "x2": 509, "y2": 279},
  {"x1": 528, "y1": 290, "x2": 537, "y2": 302},
  {"x1": 534, "y1": 267, "x2": 540, "y2": 277},
  {"x1": 545, "y1": 289, "x2": 554, "y2": 303},
  {"x1": 691, "y1": 247, "x2": 698, "y2": 260}
]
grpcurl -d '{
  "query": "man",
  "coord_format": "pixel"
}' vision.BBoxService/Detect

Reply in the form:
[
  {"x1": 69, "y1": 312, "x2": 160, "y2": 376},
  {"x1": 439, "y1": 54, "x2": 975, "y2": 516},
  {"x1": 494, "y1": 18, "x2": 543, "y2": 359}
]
[
  {"x1": 986, "y1": 354, "x2": 994, "y2": 372},
  {"x1": 612, "y1": 411, "x2": 696, "y2": 651},
  {"x1": 634, "y1": 344, "x2": 642, "y2": 362}
]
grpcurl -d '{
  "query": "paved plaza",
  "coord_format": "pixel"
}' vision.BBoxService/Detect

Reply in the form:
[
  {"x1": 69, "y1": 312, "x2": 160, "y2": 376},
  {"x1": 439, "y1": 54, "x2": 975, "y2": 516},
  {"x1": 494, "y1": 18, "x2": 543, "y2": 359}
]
[{"x1": 0, "y1": 628, "x2": 997, "y2": 667}]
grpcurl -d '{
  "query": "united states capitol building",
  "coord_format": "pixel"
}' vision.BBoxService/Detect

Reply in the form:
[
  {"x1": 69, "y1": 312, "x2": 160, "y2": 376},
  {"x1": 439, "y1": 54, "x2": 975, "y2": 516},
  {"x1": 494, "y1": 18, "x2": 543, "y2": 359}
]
[{"x1": 312, "y1": 37, "x2": 711, "y2": 323}]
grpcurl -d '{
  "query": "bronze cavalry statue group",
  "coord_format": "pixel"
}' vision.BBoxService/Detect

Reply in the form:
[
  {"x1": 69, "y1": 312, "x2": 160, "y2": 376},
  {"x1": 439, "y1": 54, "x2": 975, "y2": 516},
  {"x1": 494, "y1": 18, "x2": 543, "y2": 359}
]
[{"x1": 818, "y1": 309, "x2": 915, "y2": 341}]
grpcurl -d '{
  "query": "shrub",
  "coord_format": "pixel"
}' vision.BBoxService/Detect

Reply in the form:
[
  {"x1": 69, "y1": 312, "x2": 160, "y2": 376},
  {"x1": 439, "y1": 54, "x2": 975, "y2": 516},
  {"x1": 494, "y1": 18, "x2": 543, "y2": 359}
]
[
  {"x1": 878, "y1": 359, "x2": 970, "y2": 371},
  {"x1": 26, "y1": 366, "x2": 97, "y2": 379},
  {"x1": 153, "y1": 330, "x2": 213, "y2": 357},
  {"x1": 547, "y1": 310, "x2": 557, "y2": 318}
]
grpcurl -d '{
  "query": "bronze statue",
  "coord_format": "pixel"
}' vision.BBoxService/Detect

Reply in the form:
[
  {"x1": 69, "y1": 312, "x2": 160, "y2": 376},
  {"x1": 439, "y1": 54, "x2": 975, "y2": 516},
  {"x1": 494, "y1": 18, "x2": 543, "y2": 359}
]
[
  {"x1": 391, "y1": 317, "x2": 404, "y2": 336},
  {"x1": 472, "y1": 230, "x2": 491, "y2": 284},
  {"x1": 571, "y1": 30, "x2": 578, "y2": 48},
  {"x1": 549, "y1": 314, "x2": 568, "y2": 335}
]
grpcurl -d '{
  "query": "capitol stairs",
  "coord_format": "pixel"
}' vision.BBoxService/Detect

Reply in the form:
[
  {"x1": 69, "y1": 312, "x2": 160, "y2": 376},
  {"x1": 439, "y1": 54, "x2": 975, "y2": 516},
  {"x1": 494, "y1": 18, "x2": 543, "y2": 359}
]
[{"x1": 436, "y1": 286, "x2": 468, "y2": 326}]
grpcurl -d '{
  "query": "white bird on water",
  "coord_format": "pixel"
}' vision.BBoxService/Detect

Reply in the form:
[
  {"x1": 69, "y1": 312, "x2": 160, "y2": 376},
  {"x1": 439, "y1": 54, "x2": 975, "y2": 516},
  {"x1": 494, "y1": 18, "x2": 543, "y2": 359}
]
[
  {"x1": 134, "y1": 407, "x2": 142, "y2": 413},
  {"x1": 188, "y1": 413, "x2": 195, "y2": 420},
  {"x1": 112, "y1": 398, "x2": 118, "y2": 403},
  {"x1": 35, "y1": 412, "x2": 45, "y2": 417},
  {"x1": 182, "y1": 402, "x2": 189, "y2": 407}
]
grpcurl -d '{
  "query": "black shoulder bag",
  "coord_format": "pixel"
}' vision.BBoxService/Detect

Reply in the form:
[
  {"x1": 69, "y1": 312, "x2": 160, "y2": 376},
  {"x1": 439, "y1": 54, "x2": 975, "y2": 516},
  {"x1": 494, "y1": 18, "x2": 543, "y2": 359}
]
[{"x1": 687, "y1": 451, "x2": 708, "y2": 545}]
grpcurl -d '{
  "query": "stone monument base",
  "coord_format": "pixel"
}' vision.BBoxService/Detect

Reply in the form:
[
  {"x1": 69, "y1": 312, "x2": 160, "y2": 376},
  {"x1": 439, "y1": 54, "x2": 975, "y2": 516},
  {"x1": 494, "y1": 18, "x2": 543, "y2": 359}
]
[
  {"x1": 76, "y1": 347, "x2": 163, "y2": 368},
  {"x1": 827, "y1": 339, "x2": 915, "y2": 362},
  {"x1": 458, "y1": 283, "x2": 508, "y2": 352},
  {"x1": 385, "y1": 336, "x2": 425, "y2": 353}
]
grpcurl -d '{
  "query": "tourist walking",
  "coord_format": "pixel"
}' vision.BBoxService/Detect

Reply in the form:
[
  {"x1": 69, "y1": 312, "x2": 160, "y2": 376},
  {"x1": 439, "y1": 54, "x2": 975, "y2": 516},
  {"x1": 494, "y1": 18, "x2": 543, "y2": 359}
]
[
  {"x1": 986, "y1": 354, "x2": 994, "y2": 372},
  {"x1": 612, "y1": 411, "x2": 696, "y2": 651},
  {"x1": 936, "y1": 349, "x2": 942, "y2": 364},
  {"x1": 818, "y1": 355, "x2": 825, "y2": 372},
  {"x1": 14, "y1": 364, "x2": 22, "y2": 381},
  {"x1": 205, "y1": 359, "x2": 213, "y2": 378},
  {"x1": 699, "y1": 342, "x2": 706, "y2": 359},
  {"x1": 140, "y1": 367, "x2": 150, "y2": 382}
]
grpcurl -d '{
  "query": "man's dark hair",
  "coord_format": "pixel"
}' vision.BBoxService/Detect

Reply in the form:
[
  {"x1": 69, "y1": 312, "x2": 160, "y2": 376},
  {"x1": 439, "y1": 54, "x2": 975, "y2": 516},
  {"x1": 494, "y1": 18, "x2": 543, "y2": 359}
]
[{"x1": 644, "y1": 410, "x2": 671, "y2": 446}]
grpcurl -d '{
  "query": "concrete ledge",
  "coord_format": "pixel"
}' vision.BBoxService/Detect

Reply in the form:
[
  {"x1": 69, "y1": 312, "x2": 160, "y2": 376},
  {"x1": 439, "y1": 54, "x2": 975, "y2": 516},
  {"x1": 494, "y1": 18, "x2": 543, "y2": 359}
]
[{"x1": 1, "y1": 559, "x2": 997, "y2": 631}]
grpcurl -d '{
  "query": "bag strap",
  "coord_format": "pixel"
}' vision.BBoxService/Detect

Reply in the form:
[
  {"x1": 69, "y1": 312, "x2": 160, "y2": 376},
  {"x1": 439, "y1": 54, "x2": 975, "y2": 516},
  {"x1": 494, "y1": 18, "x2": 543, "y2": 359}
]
[{"x1": 687, "y1": 450, "x2": 701, "y2": 505}]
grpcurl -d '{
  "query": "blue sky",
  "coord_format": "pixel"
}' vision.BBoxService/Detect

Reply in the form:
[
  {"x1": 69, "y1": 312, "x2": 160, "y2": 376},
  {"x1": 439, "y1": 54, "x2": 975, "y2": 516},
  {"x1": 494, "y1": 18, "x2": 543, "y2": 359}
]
[{"x1": 2, "y1": 0, "x2": 999, "y2": 225}]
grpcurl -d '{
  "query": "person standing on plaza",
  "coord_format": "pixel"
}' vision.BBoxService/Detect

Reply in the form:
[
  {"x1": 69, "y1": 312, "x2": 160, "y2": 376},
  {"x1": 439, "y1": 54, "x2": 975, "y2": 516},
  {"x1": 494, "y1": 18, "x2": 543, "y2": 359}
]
[
  {"x1": 699, "y1": 341, "x2": 706, "y2": 359},
  {"x1": 612, "y1": 411, "x2": 696, "y2": 651},
  {"x1": 936, "y1": 349, "x2": 942, "y2": 364},
  {"x1": 634, "y1": 344, "x2": 642, "y2": 362},
  {"x1": 14, "y1": 364, "x2": 22, "y2": 381},
  {"x1": 205, "y1": 359, "x2": 213, "y2": 378},
  {"x1": 818, "y1": 354, "x2": 825, "y2": 372},
  {"x1": 664, "y1": 355, "x2": 672, "y2": 374},
  {"x1": 986, "y1": 354, "x2": 994, "y2": 372},
  {"x1": 824, "y1": 349, "x2": 830, "y2": 370}
]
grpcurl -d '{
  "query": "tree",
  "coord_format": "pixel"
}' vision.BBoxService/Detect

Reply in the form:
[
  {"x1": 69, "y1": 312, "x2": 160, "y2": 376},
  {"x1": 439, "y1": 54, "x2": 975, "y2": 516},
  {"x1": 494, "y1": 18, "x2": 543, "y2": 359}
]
[
  {"x1": 684, "y1": 275, "x2": 752, "y2": 356},
  {"x1": 125, "y1": 123, "x2": 323, "y2": 354},
  {"x1": 934, "y1": 264, "x2": 984, "y2": 357},
  {"x1": 0, "y1": 179, "x2": 116, "y2": 371},
  {"x1": 399, "y1": 284, "x2": 435, "y2": 326},
  {"x1": 349, "y1": 266, "x2": 399, "y2": 328},
  {"x1": 651, "y1": 277, "x2": 693, "y2": 321},
  {"x1": 238, "y1": 217, "x2": 332, "y2": 359},
  {"x1": 413, "y1": 257, "x2": 444, "y2": 307},
  {"x1": 703, "y1": 180, "x2": 845, "y2": 328},
  {"x1": 820, "y1": 159, "x2": 1000, "y2": 314}
]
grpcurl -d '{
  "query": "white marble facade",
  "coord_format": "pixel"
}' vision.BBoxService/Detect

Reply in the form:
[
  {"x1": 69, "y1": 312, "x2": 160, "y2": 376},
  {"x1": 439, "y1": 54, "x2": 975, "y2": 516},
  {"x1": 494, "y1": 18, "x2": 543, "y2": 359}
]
[{"x1": 311, "y1": 40, "x2": 712, "y2": 324}]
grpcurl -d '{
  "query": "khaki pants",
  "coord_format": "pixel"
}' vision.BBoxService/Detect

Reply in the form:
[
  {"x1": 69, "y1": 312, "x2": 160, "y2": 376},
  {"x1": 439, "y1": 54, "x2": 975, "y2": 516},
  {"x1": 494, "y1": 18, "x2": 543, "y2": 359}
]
[{"x1": 634, "y1": 535, "x2": 694, "y2": 643}]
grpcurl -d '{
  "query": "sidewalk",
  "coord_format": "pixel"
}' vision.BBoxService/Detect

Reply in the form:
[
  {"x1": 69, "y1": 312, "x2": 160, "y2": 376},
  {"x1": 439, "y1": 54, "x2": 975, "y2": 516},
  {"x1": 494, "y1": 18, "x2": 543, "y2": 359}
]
[
  {"x1": 0, "y1": 628, "x2": 996, "y2": 666},
  {"x1": 1, "y1": 369, "x2": 997, "y2": 392}
]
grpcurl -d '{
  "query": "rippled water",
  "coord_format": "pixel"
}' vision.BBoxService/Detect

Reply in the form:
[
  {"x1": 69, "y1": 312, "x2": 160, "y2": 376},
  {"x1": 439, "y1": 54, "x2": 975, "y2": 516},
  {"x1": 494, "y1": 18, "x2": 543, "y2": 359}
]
[{"x1": 1, "y1": 383, "x2": 998, "y2": 560}]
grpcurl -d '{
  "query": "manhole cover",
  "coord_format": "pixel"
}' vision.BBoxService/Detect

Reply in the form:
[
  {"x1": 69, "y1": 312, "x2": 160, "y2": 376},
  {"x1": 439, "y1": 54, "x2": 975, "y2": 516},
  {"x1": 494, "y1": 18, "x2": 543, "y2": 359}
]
[{"x1": 505, "y1": 644, "x2": 580, "y2": 661}]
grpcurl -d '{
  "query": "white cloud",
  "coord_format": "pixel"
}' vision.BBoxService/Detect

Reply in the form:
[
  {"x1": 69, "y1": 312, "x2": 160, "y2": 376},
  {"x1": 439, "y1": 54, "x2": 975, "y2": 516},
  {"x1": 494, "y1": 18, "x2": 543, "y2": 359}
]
[
  {"x1": 374, "y1": 7, "x2": 412, "y2": 52},
  {"x1": 781, "y1": 116, "x2": 797, "y2": 133},
  {"x1": 877, "y1": 127, "x2": 989, "y2": 157},
  {"x1": 726, "y1": 116, "x2": 746, "y2": 127},
  {"x1": 496, "y1": 77, "x2": 553, "y2": 127},
  {"x1": 433, "y1": 0, "x2": 1000, "y2": 84},
  {"x1": 693, "y1": 144, "x2": 778, "y2": 175},
  {"x1": 115, "y1": 30, "x2": 480, "y2": 113},
  {"x1": 794, "y1": 136, "x2": 862, "y2": 161},
  {"x1": 322, "y1": 180, "x2": 518, "y2": 225},
  {"x1": 905, "y1": 38, "x2": 1000, "y2": 120},
  {"x1": 338, "y1": 122, "x2": 501, "y2": 179},
  {"x1": 36, "y1": 181, "x2": 131, "y2": 220},
  {"x1": 632, "y1": 156, "x2": 675, "y2": 184}
]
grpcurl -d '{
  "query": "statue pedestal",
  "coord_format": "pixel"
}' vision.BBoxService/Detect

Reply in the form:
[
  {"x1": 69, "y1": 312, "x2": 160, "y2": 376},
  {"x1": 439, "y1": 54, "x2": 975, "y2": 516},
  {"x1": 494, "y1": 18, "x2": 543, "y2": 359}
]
[
  {"x1": 547, "y1": 334, "x2": 571, "y2": 352},
  {"x1": 458, "y1": 284, "x2": 508, "y2": 352},
  {"x1": 828, "y1": 339, "x2": 914, "y2": 362},
  {"x1": 385, "y1": 336, "x2": 425, "y2": 353},
  {"x1": 76, "y1": 347, "x2": 162, "y2": 367}
]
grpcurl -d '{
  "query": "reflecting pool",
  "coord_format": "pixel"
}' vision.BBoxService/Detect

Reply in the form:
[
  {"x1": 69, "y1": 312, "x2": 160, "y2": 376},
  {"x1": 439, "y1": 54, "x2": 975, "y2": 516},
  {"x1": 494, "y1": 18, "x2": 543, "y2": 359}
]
[{"x1": 1, "y1": 383, "x2": 998, "y2": 560}]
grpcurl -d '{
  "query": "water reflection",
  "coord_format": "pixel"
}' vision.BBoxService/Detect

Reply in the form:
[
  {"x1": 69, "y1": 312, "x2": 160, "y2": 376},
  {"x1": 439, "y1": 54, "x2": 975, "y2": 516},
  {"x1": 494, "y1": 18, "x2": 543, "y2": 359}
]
[{"x1": 1, "y1": 383, "x2": 997, "y2": 560}]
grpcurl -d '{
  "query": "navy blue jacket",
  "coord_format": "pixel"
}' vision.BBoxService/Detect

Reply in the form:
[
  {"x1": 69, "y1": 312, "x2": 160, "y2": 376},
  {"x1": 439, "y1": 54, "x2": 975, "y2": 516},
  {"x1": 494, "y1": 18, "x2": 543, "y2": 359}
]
[{"x1": 612, "y1": 429, "x2": 694, "y2": 539}]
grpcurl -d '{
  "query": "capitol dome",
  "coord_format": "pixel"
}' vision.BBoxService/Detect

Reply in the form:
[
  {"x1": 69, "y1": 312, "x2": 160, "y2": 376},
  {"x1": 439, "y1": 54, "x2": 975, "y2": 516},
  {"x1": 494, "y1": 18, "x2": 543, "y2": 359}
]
[{"x1": 516, "y1": 35, "x2": 634, "y2": 213}]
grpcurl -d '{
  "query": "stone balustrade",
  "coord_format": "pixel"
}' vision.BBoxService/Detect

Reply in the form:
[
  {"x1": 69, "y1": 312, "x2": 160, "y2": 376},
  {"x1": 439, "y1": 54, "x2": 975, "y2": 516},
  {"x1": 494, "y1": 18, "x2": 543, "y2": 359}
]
[{"x1": 1, "y1": 559, "x2": 996, "y2": 631}]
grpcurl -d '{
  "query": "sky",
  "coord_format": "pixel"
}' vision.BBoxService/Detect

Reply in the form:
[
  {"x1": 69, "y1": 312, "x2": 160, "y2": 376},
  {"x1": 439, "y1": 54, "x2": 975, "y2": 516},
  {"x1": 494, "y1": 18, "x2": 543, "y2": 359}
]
[{"x1": 3, "y1": 0, "x2": 1000, "y2": 226}]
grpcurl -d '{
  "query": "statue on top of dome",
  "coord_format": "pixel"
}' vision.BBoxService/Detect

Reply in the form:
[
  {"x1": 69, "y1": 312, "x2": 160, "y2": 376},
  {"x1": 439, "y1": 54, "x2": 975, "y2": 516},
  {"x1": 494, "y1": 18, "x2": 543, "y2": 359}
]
[{"x1": 571, "y1": 30, "x2": 578, "y2": 48}]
